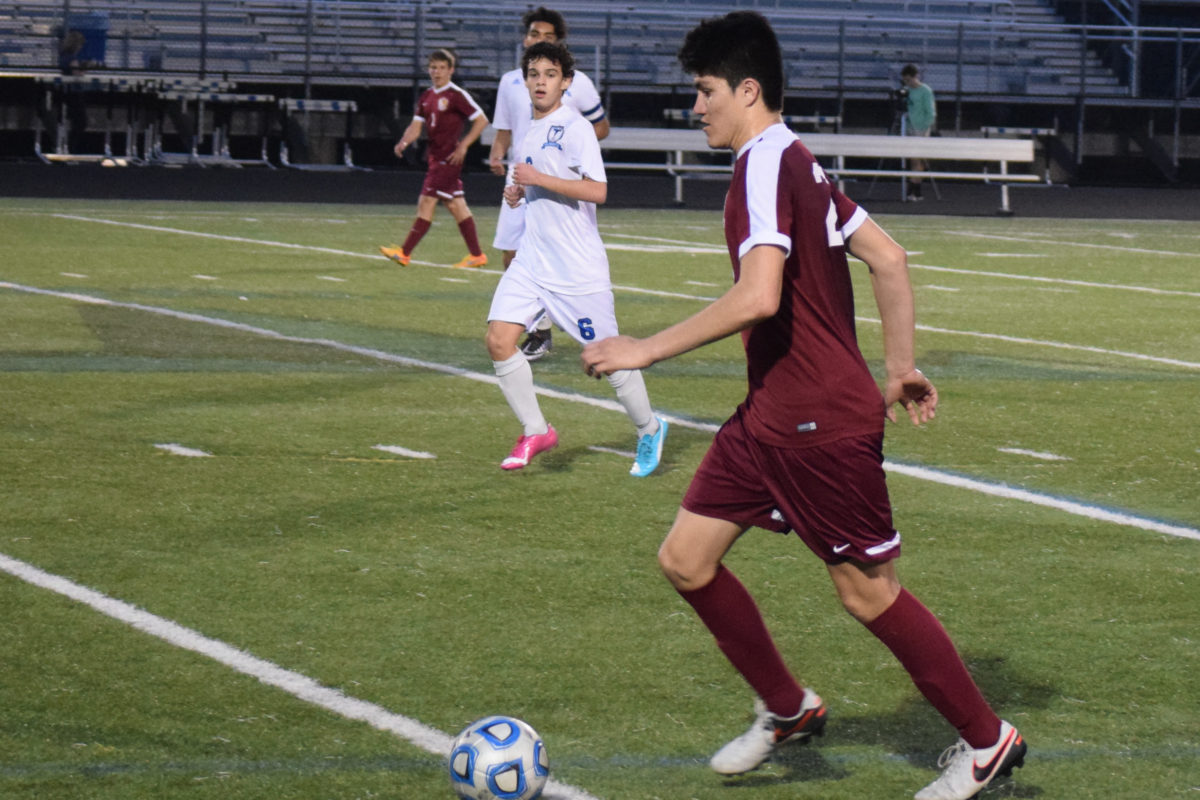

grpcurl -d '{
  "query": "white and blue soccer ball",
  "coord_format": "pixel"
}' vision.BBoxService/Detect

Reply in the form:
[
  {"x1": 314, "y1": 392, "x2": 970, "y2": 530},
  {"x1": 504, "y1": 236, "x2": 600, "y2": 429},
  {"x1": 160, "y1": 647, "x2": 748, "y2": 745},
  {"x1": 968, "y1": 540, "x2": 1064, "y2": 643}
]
[{"x1": 449, "y1": 715, "x2": 549, "y2": 800}]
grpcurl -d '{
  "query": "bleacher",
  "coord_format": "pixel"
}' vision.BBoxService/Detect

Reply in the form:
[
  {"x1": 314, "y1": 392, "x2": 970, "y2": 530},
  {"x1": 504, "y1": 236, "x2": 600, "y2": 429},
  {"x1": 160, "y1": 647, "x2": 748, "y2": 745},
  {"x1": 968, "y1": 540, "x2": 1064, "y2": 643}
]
[{"x1": 0, "y1": 0, "x2": 1136, "y2": 96}]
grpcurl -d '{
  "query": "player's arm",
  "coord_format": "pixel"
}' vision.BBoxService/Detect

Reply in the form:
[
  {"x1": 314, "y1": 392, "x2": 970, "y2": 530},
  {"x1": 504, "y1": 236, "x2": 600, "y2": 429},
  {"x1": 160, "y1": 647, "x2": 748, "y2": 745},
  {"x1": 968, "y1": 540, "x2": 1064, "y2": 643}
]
[
  {"x1": 845, "y1": 218, "x2": 937, "y2": 425},
  {"x1": 582, "y1": 244, "x2": 784, "y2": 376},
  {"x1": 449, "y1": 113, "x2": 489, "y2": 165},
  {"x1": 591, "y1": 118, "x2": 610, "y2": 141},
  {"x1": 488, "y1": 128, "x2": 512, "y2": 175},
  {"x1": 512, "y1": 164, "x2": 607, "y2": 204},
  {"x1": 394, "y1": 118, "x2": 423, "y2": 158}
]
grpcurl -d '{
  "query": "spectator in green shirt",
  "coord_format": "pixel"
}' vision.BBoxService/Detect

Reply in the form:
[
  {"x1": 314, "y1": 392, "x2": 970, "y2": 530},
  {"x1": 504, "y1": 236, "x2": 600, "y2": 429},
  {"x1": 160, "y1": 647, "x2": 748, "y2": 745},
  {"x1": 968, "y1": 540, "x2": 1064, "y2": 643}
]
[{"x1": 900, "y1": 64, "x2": 936, "y2": 201}]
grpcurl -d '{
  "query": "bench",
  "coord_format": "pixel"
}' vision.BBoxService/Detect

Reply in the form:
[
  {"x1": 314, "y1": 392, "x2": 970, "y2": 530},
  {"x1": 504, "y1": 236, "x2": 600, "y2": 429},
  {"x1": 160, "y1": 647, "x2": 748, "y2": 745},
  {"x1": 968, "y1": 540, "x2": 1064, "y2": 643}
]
[
  {"x1": 588, "y1": 127, "x2": 1039, "y2": 213},
  {"x1": 278, "y1": 98, "x2": 364, "y2": 170}
]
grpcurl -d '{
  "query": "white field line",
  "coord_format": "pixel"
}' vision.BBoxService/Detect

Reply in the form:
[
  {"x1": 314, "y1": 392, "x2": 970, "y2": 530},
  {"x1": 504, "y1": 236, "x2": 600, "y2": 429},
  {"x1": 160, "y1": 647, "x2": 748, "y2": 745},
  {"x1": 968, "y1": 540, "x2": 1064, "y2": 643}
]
[
  {"x1": 587, "y1": 445, "x2": 636, "y2": 459},
  {"x1": 885, "y1": 463, "x2": 1200, "y2": 542},
  {"x1": 947, "y1": 230, "x2": 1200, "y2": 259},
  {"x1": 2, "y1": 279, "x2": 1195, "y2": 543},
  {"x1": 907, "y1": 261, "x2": 1200, "y2": 298},
  {"x1": 998, "y1": 447, "x2": 1072, "y2": 461},
  {"x1": 0, "y1": 552, "x2": 600, "y2": 800},
  {"x1": 854, "y1": 317, "x2": 1200, "y2": 371},
  {"x1": 373, "y1": 444, "x2": 436, "y2": 459},
  {"x1": 50, "y1": 214, "x2": 718, "y2": 302},
  {"x1": 41, "y1": 214, "x2": 1199, "y2": 365},
  {"x1": 154, "y1": 443, "x2": 213, "y2": 458}
]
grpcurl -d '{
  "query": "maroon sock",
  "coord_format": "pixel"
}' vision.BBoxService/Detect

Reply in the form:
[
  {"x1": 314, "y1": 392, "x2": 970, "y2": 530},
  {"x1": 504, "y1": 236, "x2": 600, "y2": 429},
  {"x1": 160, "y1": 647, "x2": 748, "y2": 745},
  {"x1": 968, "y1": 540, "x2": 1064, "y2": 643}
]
[
  {"x1": 677, "y1": 565, "x2": 804, "y2": 717},
  {"x1": 402, "y1": 217, "x2": 431, "y2": 255},
  {"x1": 866, "y1": 588, "x2": 1001, "y2": 748},
  {"x1": 457, "y1": 216, "x2": 482, "y2": 256}
]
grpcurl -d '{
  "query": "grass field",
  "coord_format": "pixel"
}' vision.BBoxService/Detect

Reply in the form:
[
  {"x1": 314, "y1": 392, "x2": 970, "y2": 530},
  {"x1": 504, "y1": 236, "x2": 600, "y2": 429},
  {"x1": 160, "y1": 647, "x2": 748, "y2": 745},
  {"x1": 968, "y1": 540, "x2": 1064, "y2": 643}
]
[{"x1": 1, "y1": 196, "x2": 1198, "y2": 800}]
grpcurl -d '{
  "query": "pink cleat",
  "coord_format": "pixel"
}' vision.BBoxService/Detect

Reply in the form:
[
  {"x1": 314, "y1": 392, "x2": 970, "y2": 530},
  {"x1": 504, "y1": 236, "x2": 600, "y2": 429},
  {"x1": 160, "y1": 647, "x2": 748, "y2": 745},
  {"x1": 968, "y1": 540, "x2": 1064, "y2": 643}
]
[{"x1": 501, "y1": 425, "x2": 558, "y2": 470}]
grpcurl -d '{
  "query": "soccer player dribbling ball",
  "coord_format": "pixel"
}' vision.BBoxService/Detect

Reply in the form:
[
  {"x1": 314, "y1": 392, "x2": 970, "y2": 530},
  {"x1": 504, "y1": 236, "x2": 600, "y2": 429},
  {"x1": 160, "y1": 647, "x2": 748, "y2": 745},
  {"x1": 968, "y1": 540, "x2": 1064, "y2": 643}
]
[
  {"x1": 380, "y1": 48, "x2": 490, "y2": 270},
  {"x1": 484, "y1": 41, "x2": 667, "y2": 478},
  {"x1": 580, "y1": 12, "x2": 1026, "y2": 800}
]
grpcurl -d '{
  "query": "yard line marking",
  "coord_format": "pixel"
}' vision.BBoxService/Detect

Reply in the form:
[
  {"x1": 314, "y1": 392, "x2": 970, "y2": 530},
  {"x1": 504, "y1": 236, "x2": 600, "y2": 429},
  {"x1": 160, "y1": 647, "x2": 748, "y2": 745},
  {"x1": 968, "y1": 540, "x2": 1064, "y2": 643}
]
[
  {"x1": 48, "y1": 214, "x2": 717, "y2": 301},
  {"x1": 0, "y1": 552, "x2": 601, "y2": 800},
  {"x1": 948, "y1": 230, "x2": 1199, "y2": 259},
  {"x1": 588, "y1": 445, "x2": 636, "y2": 459},
  {"x1": 2, "y1": 280, "x2": 1195, "y2": 543},
  {"x1": 606, "y1": 242, "x2": 725, "y2": 255},
  {"x1": 60, "y1": 272, "x2": 88, "y2": 278},
  {"x1": 5, "y1": 226, "x2": 1197, "y2": 370},
  {"x1": 154, "y1": 443, "x2": 213, "y2": 458},
  {"x1": 885, "y1": 462, "x2": 1200, "y2": 542},
  {"x1": 907, "y1": 262, "x2": 1200, "y2": 298},
  {"x1": 978, "y1": 252, "x2": 1047, "y2": 258},
  {"x1": 856, "y1": 317, "x2": 1200, "y2": 370},
  {"x1": 439, "y1": 277, "x2": 471, "y2": 284},
  {"x1": 998, "y1": 447, "x2": 1072, "y2": 461},
  {"x1": 192, "y1": 274, "x2": 218, "y2": 281},
  {"x1": 317, "y1": 275, "x2": 347, "y2": 283},
  {"x1": 372, "y1": 445, "x2": 436, "y2": 460}
]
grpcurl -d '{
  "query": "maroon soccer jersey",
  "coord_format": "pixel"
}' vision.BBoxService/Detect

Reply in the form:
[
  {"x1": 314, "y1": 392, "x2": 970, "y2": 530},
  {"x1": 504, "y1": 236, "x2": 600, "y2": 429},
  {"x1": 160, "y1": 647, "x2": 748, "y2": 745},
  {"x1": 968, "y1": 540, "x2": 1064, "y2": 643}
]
[
  {"x1": 724, "y1": 123, "x2": 886, "y2": 448},
  {"x1": 414, "y1": 81, "x2": 485, "y2": 165}
]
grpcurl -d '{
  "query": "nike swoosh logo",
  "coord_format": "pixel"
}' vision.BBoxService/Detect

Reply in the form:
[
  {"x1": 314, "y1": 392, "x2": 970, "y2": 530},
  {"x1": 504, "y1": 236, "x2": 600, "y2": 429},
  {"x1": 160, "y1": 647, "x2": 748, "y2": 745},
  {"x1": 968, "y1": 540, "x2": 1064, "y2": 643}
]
[
  {"x1": 973, "y1": 729, "x2": 1019, "y2": 782},
  {"x1": 832, "y1": 543, "x2": 851, "y2": 554}
]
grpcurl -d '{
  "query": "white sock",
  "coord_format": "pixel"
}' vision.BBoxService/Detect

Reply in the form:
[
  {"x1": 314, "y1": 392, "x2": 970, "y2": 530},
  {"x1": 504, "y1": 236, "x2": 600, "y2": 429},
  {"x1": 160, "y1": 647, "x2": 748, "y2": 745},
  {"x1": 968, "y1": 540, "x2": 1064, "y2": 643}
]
[
  {"x1": 606, "y1": 369, "x2": 658, "y2": 437},
  {"x1": 494, "y1": 352, "x2": 548, "y2": 436}
]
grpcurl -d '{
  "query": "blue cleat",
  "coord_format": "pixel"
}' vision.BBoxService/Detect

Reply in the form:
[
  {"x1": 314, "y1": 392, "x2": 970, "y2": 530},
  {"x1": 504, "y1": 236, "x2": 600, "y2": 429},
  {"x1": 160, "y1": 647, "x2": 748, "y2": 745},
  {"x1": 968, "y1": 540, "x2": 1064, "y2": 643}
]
[{"x1": 630, "y1": 417, "x2": 668, "y2": 477}]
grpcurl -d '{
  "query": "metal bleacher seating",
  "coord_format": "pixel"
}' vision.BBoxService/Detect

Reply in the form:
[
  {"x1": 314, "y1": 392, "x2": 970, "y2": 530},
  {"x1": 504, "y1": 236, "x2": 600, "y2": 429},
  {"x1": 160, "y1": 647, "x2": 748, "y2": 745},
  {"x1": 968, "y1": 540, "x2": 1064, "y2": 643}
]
[{"x1": 0, "y1": 0, "x2": 1130, "y2": 97}]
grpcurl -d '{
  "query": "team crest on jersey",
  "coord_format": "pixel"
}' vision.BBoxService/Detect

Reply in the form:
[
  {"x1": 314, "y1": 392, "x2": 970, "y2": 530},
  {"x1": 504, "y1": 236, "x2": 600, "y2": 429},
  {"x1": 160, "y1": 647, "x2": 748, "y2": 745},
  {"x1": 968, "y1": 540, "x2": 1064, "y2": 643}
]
[
  {"x1": 437, "y1": 96, "x2": 450, "y2": 111},
  {"x1": 542, "y1": 125, "x2": 565, "y2": 150}
]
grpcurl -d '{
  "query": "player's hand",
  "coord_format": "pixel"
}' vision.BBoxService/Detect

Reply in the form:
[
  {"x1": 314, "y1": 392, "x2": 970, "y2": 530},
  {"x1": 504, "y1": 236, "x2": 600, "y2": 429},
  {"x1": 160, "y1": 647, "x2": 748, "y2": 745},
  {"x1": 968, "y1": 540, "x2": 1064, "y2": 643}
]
[
  {"x1": 503, "y1": 185, "x2": 525, "y2": 208},
  {"x1": 581, "y1": 336, "x2": 650, "y2": 378},
  {"x1": 884, "y1": 368, "x2": 938, "y2": 425},
  {"x1": 393, "y1": 140, "x2": 408, "y2": 158},
  {"x1": 447, "y1": 144, "x2": 467, "y2": 165},
  {"x1": 488, "y1": 156, "x2": 506, "y2": 176},
  {"x1": 512, "y1": 162, "x2": 541, "y2": 187}
]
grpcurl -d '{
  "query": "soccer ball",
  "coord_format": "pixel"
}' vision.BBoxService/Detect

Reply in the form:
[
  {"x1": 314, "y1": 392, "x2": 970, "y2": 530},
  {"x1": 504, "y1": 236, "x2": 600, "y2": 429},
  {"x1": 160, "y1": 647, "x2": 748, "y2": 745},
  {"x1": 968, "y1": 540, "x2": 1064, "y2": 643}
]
[{"x1": 449, "y1": 715, "x2": 549, "y2": 800}]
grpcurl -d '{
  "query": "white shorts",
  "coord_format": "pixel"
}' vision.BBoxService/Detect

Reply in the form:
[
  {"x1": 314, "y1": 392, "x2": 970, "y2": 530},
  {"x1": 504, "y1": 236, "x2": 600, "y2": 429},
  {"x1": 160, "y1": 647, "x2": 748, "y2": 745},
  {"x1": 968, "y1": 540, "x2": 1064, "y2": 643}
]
[
  {"x1": 487, "y1": 264, "x2": 618, "y2": 345},
  {"x1": 492, "y1": 194, "x2": 526, "y2": 251}
]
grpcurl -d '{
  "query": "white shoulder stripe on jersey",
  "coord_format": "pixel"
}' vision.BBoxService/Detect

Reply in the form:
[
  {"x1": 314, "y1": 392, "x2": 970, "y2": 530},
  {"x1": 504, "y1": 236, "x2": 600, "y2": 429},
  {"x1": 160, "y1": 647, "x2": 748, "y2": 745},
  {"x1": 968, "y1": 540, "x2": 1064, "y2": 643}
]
[{"x1": 738, "y1": 139, "x2": 792, "y2": 261}]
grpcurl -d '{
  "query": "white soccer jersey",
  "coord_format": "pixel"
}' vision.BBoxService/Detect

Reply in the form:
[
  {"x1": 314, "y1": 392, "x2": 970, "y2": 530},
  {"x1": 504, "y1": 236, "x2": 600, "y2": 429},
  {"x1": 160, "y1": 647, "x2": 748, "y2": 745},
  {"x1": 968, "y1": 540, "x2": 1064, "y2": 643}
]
[
  {"x1": 493, "y1": 66, "x2": 605, "y2": 182},
  {"x1": 509, "y1": 104, "x2": 609, "y2": 295}
]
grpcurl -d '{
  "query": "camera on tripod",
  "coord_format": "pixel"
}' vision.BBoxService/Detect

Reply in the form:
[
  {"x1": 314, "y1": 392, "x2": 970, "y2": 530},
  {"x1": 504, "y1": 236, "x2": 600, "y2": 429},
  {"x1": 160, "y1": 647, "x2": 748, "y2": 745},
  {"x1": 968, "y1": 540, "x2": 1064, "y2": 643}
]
[{"x1": 891, "y1": 87, "x2": 909, "y2": 111}]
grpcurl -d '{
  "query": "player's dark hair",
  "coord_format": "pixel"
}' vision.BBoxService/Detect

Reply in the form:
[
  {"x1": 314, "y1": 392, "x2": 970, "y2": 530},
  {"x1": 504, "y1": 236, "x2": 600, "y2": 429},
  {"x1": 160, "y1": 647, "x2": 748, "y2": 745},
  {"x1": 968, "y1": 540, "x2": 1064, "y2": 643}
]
[
  {"x1": 522, "y1": 41, "x2": 575, "y2": 79},
  {"x1": 522, "y1": 6, "x2": 567, "y2": 40},
  {"x1": 678, "y1": 11, "x2": 783, "y2": 112},
  {"x1": 429, "y1": 48, "x2": 456, "y2": 69},
  {"x1": 901, "y1": 63, "x2": 920, "y2": 78}
]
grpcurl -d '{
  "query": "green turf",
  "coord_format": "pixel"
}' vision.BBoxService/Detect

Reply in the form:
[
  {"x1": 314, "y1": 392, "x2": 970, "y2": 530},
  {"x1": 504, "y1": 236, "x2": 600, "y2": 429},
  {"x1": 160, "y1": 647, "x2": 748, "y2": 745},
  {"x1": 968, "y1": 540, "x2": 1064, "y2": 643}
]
[{"x1": 1, "y1": 197, "x2": 1197, "y2": 799}]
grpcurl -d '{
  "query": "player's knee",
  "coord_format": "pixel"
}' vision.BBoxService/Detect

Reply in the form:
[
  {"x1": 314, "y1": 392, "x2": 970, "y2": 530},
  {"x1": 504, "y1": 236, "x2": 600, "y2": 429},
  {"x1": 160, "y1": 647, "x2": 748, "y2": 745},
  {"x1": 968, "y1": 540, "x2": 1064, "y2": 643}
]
[
  {"x1": 484, "y1": 326, "x2": 515, "y2": 361},
  {"x1": 657, "y1": 543, "x2": 711, "y2": 592}
]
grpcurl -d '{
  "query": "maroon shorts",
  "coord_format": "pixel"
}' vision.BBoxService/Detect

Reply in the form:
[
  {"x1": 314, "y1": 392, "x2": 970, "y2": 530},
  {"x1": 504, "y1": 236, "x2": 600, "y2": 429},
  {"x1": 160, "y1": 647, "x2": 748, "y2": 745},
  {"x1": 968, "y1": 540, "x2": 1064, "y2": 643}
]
[
  {"x1": 421, "y1": 161, "x2": 465, "y2": 200},
  {"x1": 682, "y1": 411, "x2": 898, "y2": 565}
]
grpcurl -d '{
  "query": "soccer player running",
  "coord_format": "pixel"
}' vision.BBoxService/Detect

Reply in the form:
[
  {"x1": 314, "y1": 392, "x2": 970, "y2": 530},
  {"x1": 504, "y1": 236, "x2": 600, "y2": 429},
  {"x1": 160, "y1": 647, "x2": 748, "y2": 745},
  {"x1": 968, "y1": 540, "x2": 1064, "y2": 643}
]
[
  {"x1": 580, "y1": 12, "x2": 1025, "y2": 800},
  {"x1": 486, "y1": 41, "x2": 666, "y2": 478},
  {"x1": 488, "y1": 6, "x2": 610, "y2": 362},
  {"x1": 380, "y1": 49, "x2": 490, "y2": 269}
]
